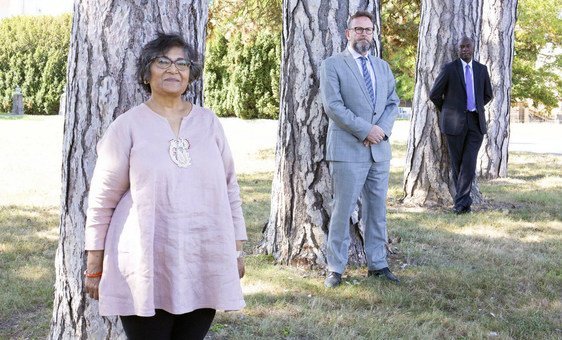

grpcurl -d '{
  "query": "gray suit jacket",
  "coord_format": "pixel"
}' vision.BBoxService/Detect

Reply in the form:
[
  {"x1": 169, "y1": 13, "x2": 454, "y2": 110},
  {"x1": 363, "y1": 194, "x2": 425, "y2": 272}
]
[{"x1": 320, "y1": 49, "x2": 400, "y2": 163}]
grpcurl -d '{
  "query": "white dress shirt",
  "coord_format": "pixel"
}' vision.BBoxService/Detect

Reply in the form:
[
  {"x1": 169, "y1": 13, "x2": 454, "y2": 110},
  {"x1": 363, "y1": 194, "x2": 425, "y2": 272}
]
[{"x1": 348, "y1": 45, "x2": 376, "y2": 100}]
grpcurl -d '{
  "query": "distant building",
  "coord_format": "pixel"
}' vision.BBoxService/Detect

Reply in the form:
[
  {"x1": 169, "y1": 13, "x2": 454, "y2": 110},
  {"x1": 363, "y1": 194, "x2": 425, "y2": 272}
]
[{"x1": 0, "y1": 0, "x2": 73, "y2": 19}]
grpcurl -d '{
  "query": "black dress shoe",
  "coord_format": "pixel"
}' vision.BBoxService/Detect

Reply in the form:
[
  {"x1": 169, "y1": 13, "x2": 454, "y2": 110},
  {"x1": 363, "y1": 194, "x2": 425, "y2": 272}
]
[
  {"x1": 368, "y1": 267, "x2": 400, "y2": 284},
  {"x1": 324, "y1": 271, "x2": 342, "y2": 288},
  {"x1": 452, "y1": 206, "x2": 471, "y2": 215}
]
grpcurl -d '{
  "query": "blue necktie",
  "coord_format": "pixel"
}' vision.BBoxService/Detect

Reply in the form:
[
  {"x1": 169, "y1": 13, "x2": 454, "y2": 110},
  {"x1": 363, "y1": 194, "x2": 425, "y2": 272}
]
[
  {"x1": 465, "y1": 64, "x2": 476, "y2": 111},
  {"x1": 360, "y1": 57, "x2": 375, "y2": 106}
]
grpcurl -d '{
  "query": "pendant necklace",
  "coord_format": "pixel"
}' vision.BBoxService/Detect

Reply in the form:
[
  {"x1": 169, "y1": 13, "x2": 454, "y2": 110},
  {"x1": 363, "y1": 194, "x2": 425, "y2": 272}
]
[
  {"x1": 146, "y1": 100, "x2": 193, "y2": 168},
  {"x1": 169, "y1": 137, "x2": 191, "y2": 168}
]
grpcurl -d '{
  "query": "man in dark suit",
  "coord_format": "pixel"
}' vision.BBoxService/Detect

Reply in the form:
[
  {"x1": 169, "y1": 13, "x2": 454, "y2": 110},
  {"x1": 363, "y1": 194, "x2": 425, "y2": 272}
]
[{"x1": 429, "y1": 36, "x2": 493, "y2": 214}]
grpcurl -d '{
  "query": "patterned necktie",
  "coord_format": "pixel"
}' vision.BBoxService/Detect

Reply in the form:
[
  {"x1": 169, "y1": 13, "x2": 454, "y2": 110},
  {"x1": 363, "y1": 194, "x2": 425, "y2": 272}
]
[
  {"x1": 360, "y1": 56, "x2": 375, "y2": 106},
  {"x1": 465, "y1": 64, "x2": 476, "y2": 111}
]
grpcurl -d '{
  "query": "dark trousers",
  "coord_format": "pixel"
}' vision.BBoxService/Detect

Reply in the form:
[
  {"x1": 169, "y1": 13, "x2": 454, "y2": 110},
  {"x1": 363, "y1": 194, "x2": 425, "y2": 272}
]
[
  {"x1": 445, "y1": 111, "x2": 483, "y2": 210},
  {"x1": 120, "y1": 308, "x2": 216, "y2": 340}
]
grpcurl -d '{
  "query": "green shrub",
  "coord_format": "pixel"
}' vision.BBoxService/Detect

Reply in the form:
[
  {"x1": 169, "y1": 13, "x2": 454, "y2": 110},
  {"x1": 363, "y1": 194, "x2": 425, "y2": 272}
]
[
  {"x1": 0, "y1": 15, "x2": 71, "y2": 115},
  {"x1": 205, "y1": 31, "x2": 280, "y2": 119}
]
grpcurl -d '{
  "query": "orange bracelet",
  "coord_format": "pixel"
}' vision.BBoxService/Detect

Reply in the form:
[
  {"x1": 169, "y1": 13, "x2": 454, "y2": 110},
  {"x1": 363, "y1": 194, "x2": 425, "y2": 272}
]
[{"x1": 84, "y1": 270, "x2": 102, "y2": 278}]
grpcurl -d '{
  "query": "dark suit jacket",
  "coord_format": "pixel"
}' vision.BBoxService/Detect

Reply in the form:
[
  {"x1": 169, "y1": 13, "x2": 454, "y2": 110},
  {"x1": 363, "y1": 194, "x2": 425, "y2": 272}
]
[{"x1": 429, "y1": 59, "x2": 493, "y2": 135}]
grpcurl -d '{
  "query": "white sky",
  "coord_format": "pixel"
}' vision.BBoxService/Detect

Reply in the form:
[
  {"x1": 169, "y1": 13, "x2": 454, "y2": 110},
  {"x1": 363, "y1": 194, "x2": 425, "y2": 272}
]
[{"x1": 0, "y1": 0, "x2": 73, "y2": 19}]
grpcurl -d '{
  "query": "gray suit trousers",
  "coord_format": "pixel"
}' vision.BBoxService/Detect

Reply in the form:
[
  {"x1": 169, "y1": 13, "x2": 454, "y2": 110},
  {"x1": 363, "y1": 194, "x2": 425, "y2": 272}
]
[{"x1": 326, "y1": 160, "x2": 390, "y2": 274}]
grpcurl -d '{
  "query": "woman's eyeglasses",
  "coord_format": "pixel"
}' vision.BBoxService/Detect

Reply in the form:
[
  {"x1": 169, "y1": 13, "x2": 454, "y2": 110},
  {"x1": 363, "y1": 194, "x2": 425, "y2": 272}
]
[{"x1": 152, "y1": 56, "x2": 191, "y2": 71}]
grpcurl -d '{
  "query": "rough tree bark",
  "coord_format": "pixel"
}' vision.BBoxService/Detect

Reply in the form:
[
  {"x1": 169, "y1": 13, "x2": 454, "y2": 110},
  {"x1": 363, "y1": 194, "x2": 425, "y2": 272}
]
[
  {"x1": 259, "y1": 0, "x2": 381, "y2": 268},
  {"x1": 477, "y1": 0, "x2": 518, "y2": 179},
  {"x1": 402, "y1": 0, "x2": 485, "y2": 206},
  {"x1": 49, "y1": 1, "x2": 207, "y2": 338}
]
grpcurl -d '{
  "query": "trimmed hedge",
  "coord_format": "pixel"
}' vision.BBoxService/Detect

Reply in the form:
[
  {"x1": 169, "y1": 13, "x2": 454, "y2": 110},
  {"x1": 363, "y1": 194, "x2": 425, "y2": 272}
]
[
  {"x1": 0, "y1": 14, "x2": 279, "y2": 118},
  {"x1": 0, "y1": 15, "x2": 71, "y2": 115},
  {"x1": 205, "y1": 31, "x2": 280, "y2": 119}
]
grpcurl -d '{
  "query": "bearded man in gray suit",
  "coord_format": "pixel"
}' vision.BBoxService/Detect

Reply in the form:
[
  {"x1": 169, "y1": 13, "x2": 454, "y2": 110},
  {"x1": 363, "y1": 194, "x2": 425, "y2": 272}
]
[{"x1": 320, "y1": 11, "x2": 400, "y2": 288}]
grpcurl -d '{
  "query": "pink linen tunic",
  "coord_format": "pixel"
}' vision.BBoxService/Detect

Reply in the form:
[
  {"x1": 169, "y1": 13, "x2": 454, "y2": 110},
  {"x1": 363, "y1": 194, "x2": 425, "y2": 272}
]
[{"x1": 84, "y1": 103, "x2": 247, "y2": 316}]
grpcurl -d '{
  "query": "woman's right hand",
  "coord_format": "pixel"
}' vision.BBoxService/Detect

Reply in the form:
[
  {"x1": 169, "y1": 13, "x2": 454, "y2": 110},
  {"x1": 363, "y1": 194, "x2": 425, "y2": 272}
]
[
  {"x1": 85, "y1": 250, "x2": 104, "y2": 300},
  {"x1": 237, "y1": 257, "x2": 245, "y2": 279},
  {"x1": 85, "y1": 276, "x2": 101, "y2": 300}
]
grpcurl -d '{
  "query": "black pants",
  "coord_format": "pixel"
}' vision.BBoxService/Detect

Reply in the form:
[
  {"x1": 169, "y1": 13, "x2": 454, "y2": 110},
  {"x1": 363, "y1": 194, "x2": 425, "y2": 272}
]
[
  {"x1": 446, "y1": 111, "x2": 484, "y2": 210},
  {"x1": 120, "y1": 308, "x2": 216, "y2": 340}
]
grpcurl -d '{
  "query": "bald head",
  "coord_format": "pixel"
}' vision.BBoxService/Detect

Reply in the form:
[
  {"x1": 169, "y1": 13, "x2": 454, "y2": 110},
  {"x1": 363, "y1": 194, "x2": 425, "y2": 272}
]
[{"x1": 458, "y1": 36, "x2": 474, "y2": 63}]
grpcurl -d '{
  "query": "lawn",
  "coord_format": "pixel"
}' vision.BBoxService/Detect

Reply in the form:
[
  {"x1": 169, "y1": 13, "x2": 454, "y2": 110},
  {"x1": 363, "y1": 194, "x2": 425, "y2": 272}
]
[
  {"x1": 0, "y1": 117, "x2": 560, "y2": 339},
  {"x1": 214, "y1": 150, "x2": 561, "y2": 339}
]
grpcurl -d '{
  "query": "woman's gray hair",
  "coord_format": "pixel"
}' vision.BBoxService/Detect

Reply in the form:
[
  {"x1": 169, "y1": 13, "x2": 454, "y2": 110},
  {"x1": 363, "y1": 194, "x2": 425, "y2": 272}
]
[{"x1": 136, "y1": 32, "x2": 202, "y2": 94}]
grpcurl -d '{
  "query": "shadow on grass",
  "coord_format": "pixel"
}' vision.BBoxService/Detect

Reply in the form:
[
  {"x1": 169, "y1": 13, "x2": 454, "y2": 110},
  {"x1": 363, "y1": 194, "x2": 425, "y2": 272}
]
[
  {"x1": 228, "y1": 150, "x2": 561, "y2": 339},
  {"x1": 209, "y1": 255, "x2": 559, "y2": 339},
  {"x1": 0, "y1": 205, "x2": 59, "y2": 338},
  {"x1": 209, "y1": 212, "x2": 560, "y2": 338}
]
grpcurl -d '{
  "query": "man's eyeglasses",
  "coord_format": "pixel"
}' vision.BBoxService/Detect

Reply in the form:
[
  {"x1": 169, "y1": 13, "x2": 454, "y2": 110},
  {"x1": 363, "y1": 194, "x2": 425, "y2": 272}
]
[
  {"x1": 351, "y1": 27, "x2": 374, "y2": 35},
  {"x1": 152, "y1": 56, "x2": 191, "y2": 71}
]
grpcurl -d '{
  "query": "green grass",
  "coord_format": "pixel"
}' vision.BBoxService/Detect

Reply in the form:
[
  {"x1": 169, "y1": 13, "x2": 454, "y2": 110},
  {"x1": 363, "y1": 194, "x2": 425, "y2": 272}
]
[
  {"x1": 0, "y1": 114, "x2": 50, "y2": 121},
  {"x1": 238, "y1": 172, "x2": 273, "y2": 251},
  {"x1": 1, "y1": 144, "x2": 561, "y2": 338},
  {"x1": 0, "y1": 114, "x2": 25, "y2": 120},
  {"x1": 0, "y1": 206, "x2": 58, "y2": 338},
  {"x1": 211, "y1": 146, "x2": 562, "y2": 339}
]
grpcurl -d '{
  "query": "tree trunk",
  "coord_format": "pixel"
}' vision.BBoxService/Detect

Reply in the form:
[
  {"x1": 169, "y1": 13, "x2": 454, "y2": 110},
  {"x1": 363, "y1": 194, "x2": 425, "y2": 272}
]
[
  {"x1": 402, "y1": 0, "x2": 484, "y2": 207},
  {"x1": 49, "y1": 1, "x2": 207, "y2": 338},
  {"x1": 259, "y1": 1, "x2": 381, "y2": 268},
  {"x1": 477, "y1": 0, "x2": 517, "y2": 179}
]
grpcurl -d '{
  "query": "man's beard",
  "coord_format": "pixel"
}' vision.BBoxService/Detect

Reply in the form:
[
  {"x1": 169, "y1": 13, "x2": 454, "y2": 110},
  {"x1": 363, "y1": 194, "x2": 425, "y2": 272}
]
[{"x1": 353, "y1": 39, "x2": 372, "y2": 54}]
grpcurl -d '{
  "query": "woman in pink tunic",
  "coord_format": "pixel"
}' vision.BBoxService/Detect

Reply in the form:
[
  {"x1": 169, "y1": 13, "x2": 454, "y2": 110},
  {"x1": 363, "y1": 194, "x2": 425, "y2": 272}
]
[{"x1": 83, "y1": 33, "x2": 247, "y2": 339}]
